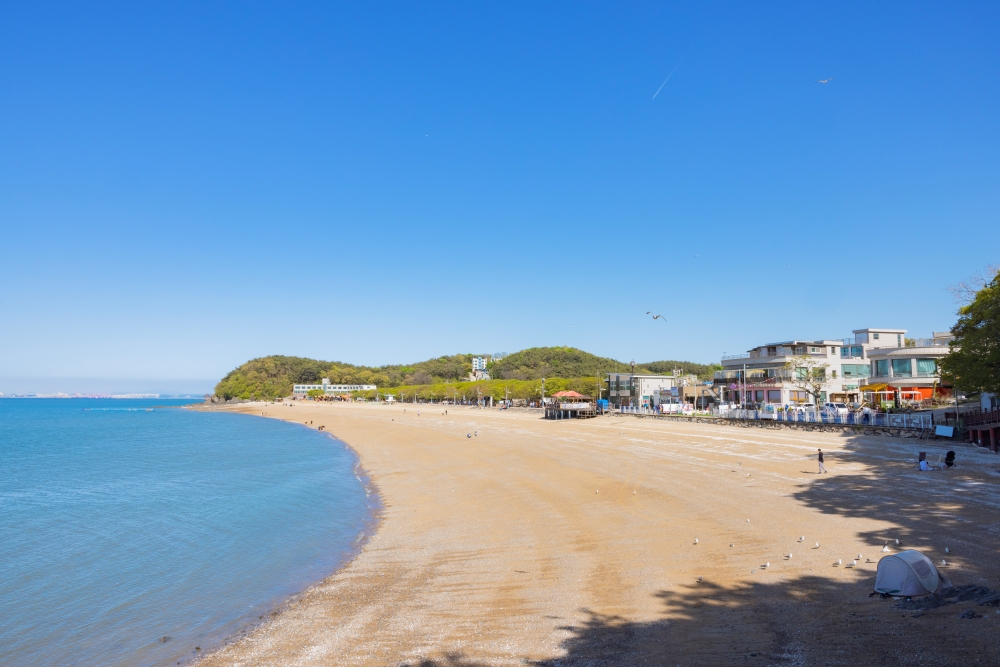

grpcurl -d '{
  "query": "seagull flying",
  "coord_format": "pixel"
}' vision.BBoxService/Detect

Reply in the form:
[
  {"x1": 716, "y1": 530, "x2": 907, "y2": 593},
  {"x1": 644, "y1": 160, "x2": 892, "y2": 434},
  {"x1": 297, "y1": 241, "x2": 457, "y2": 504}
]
[
  {"x1": 646, "y1": 312, "x2": 666, "y2": 322},
  {"x1": 816, "y1": 77, "x2": 834, "y2": 84}
]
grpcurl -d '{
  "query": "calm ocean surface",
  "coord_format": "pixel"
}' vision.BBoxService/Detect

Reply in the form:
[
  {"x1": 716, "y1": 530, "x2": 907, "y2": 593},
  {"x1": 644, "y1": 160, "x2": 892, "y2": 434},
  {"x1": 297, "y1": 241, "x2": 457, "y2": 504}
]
[{"x1": 0, "y1": 399, "x2": 375, "y2": 667}]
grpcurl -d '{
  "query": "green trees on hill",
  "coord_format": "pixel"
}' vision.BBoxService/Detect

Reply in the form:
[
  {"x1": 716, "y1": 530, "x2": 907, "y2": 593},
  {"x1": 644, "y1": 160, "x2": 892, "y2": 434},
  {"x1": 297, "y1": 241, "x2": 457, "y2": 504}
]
[
  {"x1": 488, "y1": 347, "x2": 721, "y2": 381},
  {"x1": 213, "y1": 347, "x2": 720, "y2": 400},
  {"x1": 214, "y1": 354, "x2": 479, "y2": 400}
]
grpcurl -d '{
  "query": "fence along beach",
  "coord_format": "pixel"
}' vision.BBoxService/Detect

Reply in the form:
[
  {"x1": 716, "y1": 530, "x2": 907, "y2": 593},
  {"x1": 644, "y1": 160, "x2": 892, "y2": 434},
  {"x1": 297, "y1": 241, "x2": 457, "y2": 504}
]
[{"x1": 196, "y1": 400, "x2": 1000, "y2": 666}]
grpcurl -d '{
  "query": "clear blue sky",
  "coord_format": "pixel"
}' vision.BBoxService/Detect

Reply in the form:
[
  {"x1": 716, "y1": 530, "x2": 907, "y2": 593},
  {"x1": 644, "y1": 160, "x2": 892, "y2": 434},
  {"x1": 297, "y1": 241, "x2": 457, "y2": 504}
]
[{"x1": 2, "y1": 2, "x2": 998, "y2": 393}]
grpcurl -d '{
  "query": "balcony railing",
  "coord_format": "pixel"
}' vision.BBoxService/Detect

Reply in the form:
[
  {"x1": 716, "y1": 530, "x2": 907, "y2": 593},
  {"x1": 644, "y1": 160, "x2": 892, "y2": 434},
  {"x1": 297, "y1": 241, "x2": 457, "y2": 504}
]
[
  {"x1": 722, "y1": 353, "x2": 750, "y2": 361},
  {"x1": 870, "y1": 371, "x2": 939, "y2": 380},
  {"x1": 841, "y1": 335, "x2": 870, "y2": 346},
  {"x1": 868, "y1": 341, "x2": 949, "y2": 356}
]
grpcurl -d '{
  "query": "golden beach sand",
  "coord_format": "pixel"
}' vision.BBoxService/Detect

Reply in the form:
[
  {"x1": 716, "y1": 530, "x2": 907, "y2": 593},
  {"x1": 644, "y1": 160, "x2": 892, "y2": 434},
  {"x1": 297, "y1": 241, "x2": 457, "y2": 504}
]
[{"x1": 196, "y1": 402, "x2": 1000, "y2": 666}]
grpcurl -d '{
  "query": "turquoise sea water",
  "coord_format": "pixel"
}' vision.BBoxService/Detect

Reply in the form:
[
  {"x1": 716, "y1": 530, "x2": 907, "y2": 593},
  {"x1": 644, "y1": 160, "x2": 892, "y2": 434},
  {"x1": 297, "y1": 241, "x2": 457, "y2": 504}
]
[{"x1": 0, "y1": 399, "x2": 375, "y2": 666}]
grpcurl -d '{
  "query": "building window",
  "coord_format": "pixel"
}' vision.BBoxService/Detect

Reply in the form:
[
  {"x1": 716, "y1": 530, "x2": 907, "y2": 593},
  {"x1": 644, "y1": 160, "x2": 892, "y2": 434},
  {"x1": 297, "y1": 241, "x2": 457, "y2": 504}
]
[
  {"x1": 767, "y1": 390, "x2": 781, "y2": 403},
  {"x1": 873, "y1": 333, "x2": 880, "y2": 340},
  {"x1": 789, "y1": 391, "x2": 808, "y2": 403},
  {"x1": 916, "y1": 359, "x2": 937, "y2": 375},
  {"x1": 876, "y1": 360, "x2": 889, "y2": 376},
  {"x1": 754, "y1": 390, "x2": 765, "y2": 403},
  {"x1": 891, "y1": 359, "x2": 912, "y2": 377},
  {"x1": 842, "y1": 364, "x2": 871, "y2": 378}
]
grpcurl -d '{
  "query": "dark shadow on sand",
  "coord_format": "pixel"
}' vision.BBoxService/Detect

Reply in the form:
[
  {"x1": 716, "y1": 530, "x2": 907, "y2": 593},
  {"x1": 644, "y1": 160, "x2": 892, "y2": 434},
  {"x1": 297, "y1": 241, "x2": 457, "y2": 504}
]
[{"x1": 402, "y1": 433, "x2": 1000, "y2": 666}]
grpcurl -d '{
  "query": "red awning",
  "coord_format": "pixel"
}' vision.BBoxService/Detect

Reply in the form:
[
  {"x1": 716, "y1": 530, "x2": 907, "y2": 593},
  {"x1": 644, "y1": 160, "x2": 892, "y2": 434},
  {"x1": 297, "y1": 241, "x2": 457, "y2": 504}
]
[{"x1": 552, "y1": 390, "x2": 589, "y2": 398}]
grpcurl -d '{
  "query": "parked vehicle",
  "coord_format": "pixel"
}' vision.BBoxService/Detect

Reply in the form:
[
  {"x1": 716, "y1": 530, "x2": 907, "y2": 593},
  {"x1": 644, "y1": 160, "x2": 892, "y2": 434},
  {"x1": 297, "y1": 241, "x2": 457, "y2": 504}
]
[{"x1": 823, "y1": 402, "x2": 850, "y2": 415}]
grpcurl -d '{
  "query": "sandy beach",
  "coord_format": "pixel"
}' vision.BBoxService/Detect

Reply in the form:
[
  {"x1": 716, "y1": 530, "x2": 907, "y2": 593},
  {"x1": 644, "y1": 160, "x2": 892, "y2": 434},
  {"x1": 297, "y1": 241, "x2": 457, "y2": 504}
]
[{"x1": 196, "y1": 402, "x2": 1000, "y2": 666}]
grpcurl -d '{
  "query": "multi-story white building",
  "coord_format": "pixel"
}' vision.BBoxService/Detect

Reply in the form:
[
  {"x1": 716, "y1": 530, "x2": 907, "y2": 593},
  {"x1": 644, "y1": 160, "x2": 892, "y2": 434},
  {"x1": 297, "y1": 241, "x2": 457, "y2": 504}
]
[
  {"x1": 292, "y1": 378, "x2": 376, "y2": 397},
  {"x1": 715, "y1": 328, "x2": 952, "y2": 407},
  {"x1": 472, "y1": 356, "x2": 489, "y2": 371}
]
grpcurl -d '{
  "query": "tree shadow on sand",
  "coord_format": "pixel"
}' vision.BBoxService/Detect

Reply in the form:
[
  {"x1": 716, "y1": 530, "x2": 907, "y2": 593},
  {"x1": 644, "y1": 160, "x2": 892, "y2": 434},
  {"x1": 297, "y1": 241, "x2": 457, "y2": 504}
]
[
  {"x1": 791, "y1": 431, "x2": 999, "y2": 566},
  {"x1": 402, "y1": 577, "x2": 998, "y2": 666},
  {"x1": 402, "y1": 433, "x2": 1000, "y2": 667}
]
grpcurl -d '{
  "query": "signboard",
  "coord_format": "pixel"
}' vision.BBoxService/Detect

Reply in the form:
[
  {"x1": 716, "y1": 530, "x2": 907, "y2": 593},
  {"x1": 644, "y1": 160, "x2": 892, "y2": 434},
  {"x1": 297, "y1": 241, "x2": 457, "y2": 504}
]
[{"x1": 935, "y1": 425, "x2": 954, "y2": 438}]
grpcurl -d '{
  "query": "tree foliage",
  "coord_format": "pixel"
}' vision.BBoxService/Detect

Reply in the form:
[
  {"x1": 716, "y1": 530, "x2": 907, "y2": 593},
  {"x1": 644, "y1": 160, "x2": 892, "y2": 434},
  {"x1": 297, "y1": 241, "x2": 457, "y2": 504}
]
[
  {"x1": 215, "y1": 348, "x2": 719, "y2": 400},
  {"x1": 362, "y1": 377, "x2": 607, "y2": 402},
  {"x1": 782, "y1": 356, "x2": 831, "y2": 404},
  {"x1": 488, "y1": 347, "x2": 719, "y2": 381},
  {"x1": 214, "y1": 354, "x2": 480, "y2": 399},
  {"x1": 940, "y1": 268, "x2": 1000, "y2": 395}
]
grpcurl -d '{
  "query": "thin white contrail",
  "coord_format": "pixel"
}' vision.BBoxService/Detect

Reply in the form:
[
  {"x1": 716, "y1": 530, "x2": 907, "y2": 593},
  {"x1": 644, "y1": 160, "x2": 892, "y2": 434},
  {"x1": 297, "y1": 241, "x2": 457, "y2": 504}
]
[{"x1": 652, "y1": 62, "x2": 682, "y2": 99}]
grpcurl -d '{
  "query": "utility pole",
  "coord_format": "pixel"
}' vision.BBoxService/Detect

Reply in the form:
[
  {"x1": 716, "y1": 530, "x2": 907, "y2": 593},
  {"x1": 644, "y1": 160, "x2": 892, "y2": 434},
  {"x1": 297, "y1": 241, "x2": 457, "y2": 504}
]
[{"x1": 541, "y1": 377, "x2": 546, "y2": 407}]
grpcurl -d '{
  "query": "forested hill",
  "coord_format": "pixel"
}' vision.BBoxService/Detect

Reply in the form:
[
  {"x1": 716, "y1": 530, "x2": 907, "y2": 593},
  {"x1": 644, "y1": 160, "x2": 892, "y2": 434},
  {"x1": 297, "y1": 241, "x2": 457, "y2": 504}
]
[
  {"x1": 214, "y1": 348, "x2": 720, "y2": 400},
  {"x1": 214, "y1": 354, "x2": 475, "y2": 400},
  {"x1": 487, "y1": 347, "x2": 720, "y2": 381}
]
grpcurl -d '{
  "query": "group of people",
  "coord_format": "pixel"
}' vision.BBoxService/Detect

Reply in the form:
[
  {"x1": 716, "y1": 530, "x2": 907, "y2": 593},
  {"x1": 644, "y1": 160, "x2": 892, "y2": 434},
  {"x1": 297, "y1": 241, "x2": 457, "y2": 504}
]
[
  {"x1": 814, "y1": 448, "x2": 957, "y2": 474},
  {"x1": 918, "y1": 451, "x2": 956, "y2": 471}
]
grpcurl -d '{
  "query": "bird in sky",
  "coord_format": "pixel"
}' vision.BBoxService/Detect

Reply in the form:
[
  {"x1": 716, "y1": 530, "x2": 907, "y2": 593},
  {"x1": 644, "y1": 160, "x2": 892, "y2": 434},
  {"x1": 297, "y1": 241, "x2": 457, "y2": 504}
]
[
  {"x1": 816, "y1": 78, "x2": 834, "y2": 84},
  {"x1": 646, "y1": 312, "x2": 666, "y2": 322}
]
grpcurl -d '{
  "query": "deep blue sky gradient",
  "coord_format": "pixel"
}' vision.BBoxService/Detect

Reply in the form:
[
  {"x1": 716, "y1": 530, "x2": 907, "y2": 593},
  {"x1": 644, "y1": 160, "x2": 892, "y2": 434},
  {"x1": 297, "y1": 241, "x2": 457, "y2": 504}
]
[{"x1": 2, "y1": 2, "x2": 998, "y2": 392}]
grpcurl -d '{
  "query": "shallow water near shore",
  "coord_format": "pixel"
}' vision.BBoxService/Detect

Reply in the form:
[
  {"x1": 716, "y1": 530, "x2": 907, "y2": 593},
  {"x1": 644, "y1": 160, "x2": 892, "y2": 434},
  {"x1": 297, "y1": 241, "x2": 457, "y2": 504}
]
[{"x1": 0, "y1": 399, "x2": 375, "y2": 667}]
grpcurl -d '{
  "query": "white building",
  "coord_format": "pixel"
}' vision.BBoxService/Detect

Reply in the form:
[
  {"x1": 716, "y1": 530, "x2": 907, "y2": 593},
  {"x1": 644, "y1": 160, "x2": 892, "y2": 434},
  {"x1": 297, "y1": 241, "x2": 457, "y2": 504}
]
[
  {"x1": 293, "y1": 378, "x2": 376, "y2": 397},
  {"x1": 716, "y1": 327, "x2": 952, "y2": 407},
  {"x1": 472, "y1": 356, "x2": 489, "y2": 371},
  {"x1": 606, "y1": 373, "x2": 677, "y2": 409}
]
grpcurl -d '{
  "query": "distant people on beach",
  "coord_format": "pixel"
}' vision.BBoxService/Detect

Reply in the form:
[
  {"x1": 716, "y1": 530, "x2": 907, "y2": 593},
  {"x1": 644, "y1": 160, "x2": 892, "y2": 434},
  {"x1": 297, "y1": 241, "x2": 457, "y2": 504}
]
[
  {"x1": 918, "y1": 452, "x2": 938, "y2": 471},
  {"x1": 944, "y1": 451, "x2": 956, "y2": 468},
  {"x1": 817, "y1": 449, "x2": 827, "y2": 474}
]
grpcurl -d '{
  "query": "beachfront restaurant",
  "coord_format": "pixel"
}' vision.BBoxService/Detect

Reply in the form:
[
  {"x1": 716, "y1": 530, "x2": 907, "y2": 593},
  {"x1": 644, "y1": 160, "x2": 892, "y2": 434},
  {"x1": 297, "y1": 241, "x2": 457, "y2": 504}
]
[{"x1": 544, "y1": 391, "x2": 597, "y2": 419}]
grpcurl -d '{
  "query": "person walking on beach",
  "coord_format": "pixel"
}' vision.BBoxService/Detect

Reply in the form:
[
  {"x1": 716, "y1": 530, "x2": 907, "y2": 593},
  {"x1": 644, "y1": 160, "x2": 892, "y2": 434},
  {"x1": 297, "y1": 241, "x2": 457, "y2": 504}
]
[{"x1": 817, "y1": 449, "x2": 827, "y2": 474}]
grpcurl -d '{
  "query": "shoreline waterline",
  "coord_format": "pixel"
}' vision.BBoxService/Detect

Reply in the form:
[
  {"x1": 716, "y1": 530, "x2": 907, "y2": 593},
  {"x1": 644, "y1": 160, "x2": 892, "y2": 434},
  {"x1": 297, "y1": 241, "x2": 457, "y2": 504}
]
[
  {"x1": 0, "y1": 399, "x2": 375, "y2": 667},
  {"x1": 193, "y1": 400, "x2": 1000, "y2": 666},
  {"x1": 187, "y1": 404, "x2": 385, "y2": 666}
]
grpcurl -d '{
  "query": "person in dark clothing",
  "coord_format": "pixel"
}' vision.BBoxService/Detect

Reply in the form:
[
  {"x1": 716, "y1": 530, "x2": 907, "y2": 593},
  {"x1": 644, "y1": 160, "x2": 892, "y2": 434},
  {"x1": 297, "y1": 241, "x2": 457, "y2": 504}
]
[
  {"x1": 818, "y1": 449, "x2": 827, "y2": 474},
  {"x1": 944, "y1": 451, "x2": 956, "y2": 468}
]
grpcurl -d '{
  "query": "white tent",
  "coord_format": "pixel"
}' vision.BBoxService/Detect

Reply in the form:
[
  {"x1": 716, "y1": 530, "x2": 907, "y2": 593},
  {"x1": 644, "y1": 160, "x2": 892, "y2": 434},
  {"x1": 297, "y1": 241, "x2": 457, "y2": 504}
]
[{"x1": 874, "y1": 550, "x2": 950, "y2": 596}]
